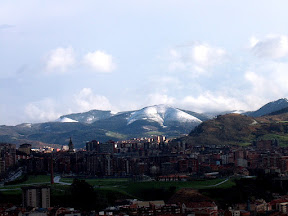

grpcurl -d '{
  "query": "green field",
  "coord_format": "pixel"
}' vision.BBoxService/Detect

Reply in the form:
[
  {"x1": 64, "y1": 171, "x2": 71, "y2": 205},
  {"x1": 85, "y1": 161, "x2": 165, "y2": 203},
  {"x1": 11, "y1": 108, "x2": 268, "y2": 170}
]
[
  {"x1": 61, "y1": 177, "x2": 129, "y2": 186},
  {"x1": 258, "y1": 134, "x2": 288, "y2": 147},
  {"x1": 105, "y1": 131, "x2": 127, "y2": 139},
  {"x1": 1, "y1": 175, "x2": 233, "y2": 191},
  {"x1": 61, "y1": 177, "x2": 233, "y2": 189},
  {"x1": 0, "y1": 175, "x2": 235, "y2": 204},
  {"x1": 23, "y1": 175, "x2": 51, "y2": 184},
  {"x1": 0, "y1": 175, "x2": 236, "y2": 208},
  {"x1": 62, "y1": 178, "x2": 234, "y2": 200},
  {"x1": 93, "y1": 178, "x2": 234, "y2": 201},
  {"x1": 0, "y1": 175, "x2": 51, "y2": 189},
  {"x1": 145, "y1": 131, "x2": 164, "y2": 136}
]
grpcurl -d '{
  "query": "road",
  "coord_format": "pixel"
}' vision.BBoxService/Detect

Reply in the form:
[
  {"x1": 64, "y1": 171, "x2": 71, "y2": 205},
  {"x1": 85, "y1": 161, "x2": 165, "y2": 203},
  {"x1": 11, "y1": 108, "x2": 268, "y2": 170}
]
[
  {"x1": 54, "y1": 176, "x2": 71, "y2": 185},
  {"x1": 204, "y1": 178, "x2": 229, "y2": 187}
]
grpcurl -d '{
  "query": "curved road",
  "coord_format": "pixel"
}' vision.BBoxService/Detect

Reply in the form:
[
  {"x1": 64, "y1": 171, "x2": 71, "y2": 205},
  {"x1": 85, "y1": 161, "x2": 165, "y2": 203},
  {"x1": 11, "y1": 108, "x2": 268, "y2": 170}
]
[
  {"x1": 204, "y1": 178, "x2": 229, "y2": 188},
  {"x1": 54, "y1": 176, "x2": 71, "y2": 185}
]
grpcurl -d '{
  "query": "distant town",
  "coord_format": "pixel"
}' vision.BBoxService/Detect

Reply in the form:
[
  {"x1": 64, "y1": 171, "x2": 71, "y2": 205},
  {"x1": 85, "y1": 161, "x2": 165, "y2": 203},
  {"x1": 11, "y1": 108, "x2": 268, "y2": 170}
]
[{"x1": 1, "y1": 134, "x2": 288, "y2": 215}]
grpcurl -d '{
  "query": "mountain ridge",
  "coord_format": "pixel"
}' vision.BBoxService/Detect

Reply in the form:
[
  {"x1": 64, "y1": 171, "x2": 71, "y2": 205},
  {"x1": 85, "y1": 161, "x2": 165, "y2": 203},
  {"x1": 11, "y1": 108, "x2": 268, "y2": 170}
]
[
  {"x1": 180, "y1": 112, "x2": 288, "y2": 147},
  {"x1": 245, "y1": 98, "x2": 288, "y2": 117},
  {"x1": 2, "y1": 98, "x2": 288, "y2": 148},
  {"x1": 0, "y1": 105, "x2": 206, "y2": 148}
]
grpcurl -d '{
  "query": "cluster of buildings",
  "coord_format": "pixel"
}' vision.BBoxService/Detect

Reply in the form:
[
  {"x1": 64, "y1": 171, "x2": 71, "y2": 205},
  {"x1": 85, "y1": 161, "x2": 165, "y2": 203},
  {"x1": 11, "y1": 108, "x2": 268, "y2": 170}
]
[
  {"x1": 222, "y1": 195, "x2": 288, "y2": 216},
  {"x1": 0, "y1": 184, "x2": 81, "y2": 215},
  {"x1": 0, "y1": 205, "x2": 81, "y2": 216},
  {"x1": 3, "y1": 136, "x2": 288, "y2": 215},
  {"x1": 88, "y1": 193, "x2": 288, "y2": 216},
  {"x1": 4, "y1": 185, "x2": 288, "y2": 216},
  {"x1": 2, "y1": 137, "x2": 288, "y2": 180}
]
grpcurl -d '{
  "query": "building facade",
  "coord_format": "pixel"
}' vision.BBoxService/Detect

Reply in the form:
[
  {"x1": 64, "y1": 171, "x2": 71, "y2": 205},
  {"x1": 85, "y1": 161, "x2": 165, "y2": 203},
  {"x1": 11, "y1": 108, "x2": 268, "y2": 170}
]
[{"x1": 22, "y1": 185, "x2": 50, "y2": 208}]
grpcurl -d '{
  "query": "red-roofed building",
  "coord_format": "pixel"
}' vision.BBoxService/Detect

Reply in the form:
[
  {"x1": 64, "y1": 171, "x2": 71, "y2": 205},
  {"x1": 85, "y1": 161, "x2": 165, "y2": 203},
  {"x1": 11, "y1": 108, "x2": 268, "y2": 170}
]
[{"x1": 182, "y1": 201, "x2": 218, "y2": 216}]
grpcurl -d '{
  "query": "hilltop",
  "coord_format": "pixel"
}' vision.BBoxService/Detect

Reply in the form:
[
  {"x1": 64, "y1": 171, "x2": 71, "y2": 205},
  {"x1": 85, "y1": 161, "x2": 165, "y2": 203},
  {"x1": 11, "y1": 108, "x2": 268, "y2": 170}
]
[{"x1": 182, "y1": 113, "x2": 288, "y2": 146}]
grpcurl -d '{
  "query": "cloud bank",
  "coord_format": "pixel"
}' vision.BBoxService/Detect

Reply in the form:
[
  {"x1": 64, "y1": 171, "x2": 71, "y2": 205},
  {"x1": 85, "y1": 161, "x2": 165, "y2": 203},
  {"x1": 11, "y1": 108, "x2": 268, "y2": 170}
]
[
  {"x1": 45, "y1": 48, "x2": 116, "y2": 74},
  {"x1": 24, "y1": 88, "x2": 113, "y2": 123},
  {"x1": 251, "y1": 35, "x2": 288, "y2": 59},
  {"x1": 168, "y1": 43, "x2": 226, "y2": 76},
  {"x1": 46, "y1": 47, "x2": 76, "y2": 72},
  {"x1": 73, "y1": 88, "x2": 113, "y2": 111},
  {"x1": 83, "y1": 51, "x2": 116, "y2": 73},
  {"x1": 25, "y1": 98, "x2": 61, "y2": 122}
]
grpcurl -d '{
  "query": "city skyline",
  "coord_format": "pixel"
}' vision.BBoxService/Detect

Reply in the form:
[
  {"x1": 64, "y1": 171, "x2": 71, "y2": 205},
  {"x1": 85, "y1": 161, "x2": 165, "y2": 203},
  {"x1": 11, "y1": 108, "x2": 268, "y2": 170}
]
[{"x1": 2, "y1": 1, "x2": 288, "y2": 125}]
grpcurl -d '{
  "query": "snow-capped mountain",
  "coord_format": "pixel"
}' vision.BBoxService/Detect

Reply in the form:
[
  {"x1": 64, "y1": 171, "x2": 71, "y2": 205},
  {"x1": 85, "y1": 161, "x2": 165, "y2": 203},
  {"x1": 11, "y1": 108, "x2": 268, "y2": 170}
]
[
  {"x1": 59, "y1": 110, "x2": 114, "y2": 124},
  {"x1": 3, "y1": 99, "x2": 288, "y2": 148},
  {"x1": 245, "y1": 98, "x2": 288, "y2": 117},
  {"x1": 127, "y1": 105, "x2": 202, "y2": 126}
]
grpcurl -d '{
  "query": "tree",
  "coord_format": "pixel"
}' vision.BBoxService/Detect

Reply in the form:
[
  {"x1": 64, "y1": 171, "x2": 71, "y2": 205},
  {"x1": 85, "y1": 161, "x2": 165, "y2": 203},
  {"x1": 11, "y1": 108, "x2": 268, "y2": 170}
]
[{"x1": 70, "y1": 178, "x2": 96, "y2": 211}]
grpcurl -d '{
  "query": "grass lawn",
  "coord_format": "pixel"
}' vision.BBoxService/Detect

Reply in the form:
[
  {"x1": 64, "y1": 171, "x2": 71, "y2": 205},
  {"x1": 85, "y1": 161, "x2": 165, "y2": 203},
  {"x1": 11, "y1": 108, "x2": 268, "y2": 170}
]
[
  {"x1": 123, "y1": 178, "x2": 227, "y2": 192},
  {"x1": 106, "y1": 178, "x2": 231, "y2": 201},
  {"x1": 0, "y1": 175, "x2": 235, "y2": 203},
  {"x1": 0, "y1": 175, "x2": 51, "y2": 190},
  {"x1": 23, "y1": 175, "x2": 51, "y2": 184},
  {"x1": 213, "y1": 179, "x2": 236, "y2": 189},
  {"x1": 88, "y1": 178, "x2": 233, "y2": 201},
  {"x1": 61, "y1": 177, "x2": 130, "y2": 186},
  {"x1": 62, "y1": 177, "x2": 233, "y2": 190}
]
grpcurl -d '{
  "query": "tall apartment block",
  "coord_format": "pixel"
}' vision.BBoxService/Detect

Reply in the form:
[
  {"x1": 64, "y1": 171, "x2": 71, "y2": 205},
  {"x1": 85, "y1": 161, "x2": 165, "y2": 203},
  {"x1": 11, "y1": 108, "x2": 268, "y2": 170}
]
[{"x1": 22, "y1": 185, "x2": 50, "y2": 208}]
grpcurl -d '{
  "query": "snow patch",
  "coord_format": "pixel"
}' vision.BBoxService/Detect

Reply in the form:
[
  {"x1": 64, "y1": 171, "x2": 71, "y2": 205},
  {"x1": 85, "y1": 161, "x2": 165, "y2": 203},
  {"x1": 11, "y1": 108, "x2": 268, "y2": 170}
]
[
  {"x1": 231, "y1": 110, "x2": 246, "y2": 114},
  {"x1": 56, "y1": 117, "x2": 78, "y2": 123},
  {"x1": 111, "y1": 110, "x2": 118, "y2": 115},
  {"x1": 250, "y1": 120, "x2": 258, "y2": 125},
  {"x1": 86, "y1": 116, "x2": 95, "y2": 123},
  {"x1": 18, "y1": 123, "x2": 32, "y2": 128},
  {"x1": 127, "y1": 105, "x2": 202, "y2": 126}
]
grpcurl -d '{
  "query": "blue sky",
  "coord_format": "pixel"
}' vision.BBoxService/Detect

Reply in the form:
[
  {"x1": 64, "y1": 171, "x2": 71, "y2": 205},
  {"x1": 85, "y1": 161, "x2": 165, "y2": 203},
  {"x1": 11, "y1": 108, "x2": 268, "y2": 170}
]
[{"x1": 1, "y1": 0, "x2": 288, "y2": 125}]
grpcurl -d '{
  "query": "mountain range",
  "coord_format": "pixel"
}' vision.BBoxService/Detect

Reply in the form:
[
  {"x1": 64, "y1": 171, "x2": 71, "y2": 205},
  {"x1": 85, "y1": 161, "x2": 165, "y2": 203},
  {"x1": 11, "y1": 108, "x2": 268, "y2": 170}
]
[
  {"x1": 0, "y1": 105, "x2": 207, "y2": 148},
  {"x1": 1, "y1": 99, "x2": 288, "y2": 148},
  {"x1": 180, "y1": 111, "x2": 288, "y2": 147},
  {"x1": 245, "y1": 98, "x2": 288, "y2": 117},
  {"x1": 179, "y1": 98, "x2": 288, "y2": 147}
]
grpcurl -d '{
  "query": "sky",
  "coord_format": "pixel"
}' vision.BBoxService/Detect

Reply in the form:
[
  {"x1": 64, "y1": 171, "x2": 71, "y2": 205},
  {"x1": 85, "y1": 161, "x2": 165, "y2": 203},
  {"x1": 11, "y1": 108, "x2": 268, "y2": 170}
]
[{"x1": 2, "y1": 0, "x2": 288, "y2": 125}]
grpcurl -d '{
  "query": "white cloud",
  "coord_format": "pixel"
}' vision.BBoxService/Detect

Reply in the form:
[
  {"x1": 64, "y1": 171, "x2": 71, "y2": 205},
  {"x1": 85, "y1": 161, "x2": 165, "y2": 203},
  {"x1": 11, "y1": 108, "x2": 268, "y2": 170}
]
[
  {"x1": 146, "y1": 93, "x2": 175, "y2": 106},
  {"x1": 83, "y1": 50, "x2": 116, "y2": 72},
  {"x1": 176, "y1": 59, "x2": 288, "y2": 114},
  {"x1": 168, "y1": 43, "x2": 226, "y2": 76},
  {"x1": 24, "y1": 89, "x2": 113, "y2": 123},
  {"x1": 244, "y1": 62, "x2": 288, "y2": 99},
  {"x1": 73, "y1": 88, "x2": 113, "y2": 111},
  {"x1": 251, "y1": 35, "x2": 288, "y2": 59},
  {"x1": 181, "y1": 92, "x2": 249, "y2": 113},
  {"x1": 192, "y1": 44, "x2": 226, "y2": 67},
  {"x1": 249, "y1": 36, "x2": 259, "y2": 48},
  {"x1": 25, "y1": 98, "x2": 61, "y2": 122},
  {"x1": 46, "y1": 47, "x2": 75, "y2": 72}
]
